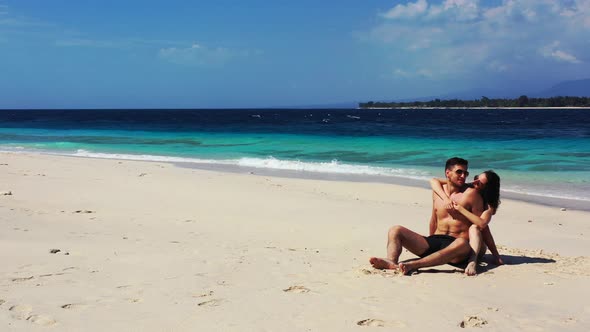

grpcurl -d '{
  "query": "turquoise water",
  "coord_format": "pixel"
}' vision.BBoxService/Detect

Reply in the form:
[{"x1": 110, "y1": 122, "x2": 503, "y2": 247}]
[{"x1": 0, "y1": 109, "x2": 589, "y2": 205}]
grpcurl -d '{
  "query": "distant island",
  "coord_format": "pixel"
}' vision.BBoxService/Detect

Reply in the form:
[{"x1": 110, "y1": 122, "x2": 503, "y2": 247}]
[{"x1": 359, "y1": 96, "x2": 590, "y2": 109}]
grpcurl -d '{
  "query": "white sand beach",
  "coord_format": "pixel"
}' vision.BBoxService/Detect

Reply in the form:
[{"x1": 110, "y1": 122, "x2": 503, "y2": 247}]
[{"x1": 1, "y1": 152, "x2": 589, "y2": 331}]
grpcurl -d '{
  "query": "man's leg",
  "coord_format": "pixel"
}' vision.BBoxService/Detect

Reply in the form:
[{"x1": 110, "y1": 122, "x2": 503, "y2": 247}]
[
  {"x1": 369, "y1": 225, "x2": 430, "y2": 270},
  {"x1": 399, "y1": 237, "x2": 470, "y2": 274},
  {"x1": 465, "y1": 224, "x2": 484, "y2": 276}
]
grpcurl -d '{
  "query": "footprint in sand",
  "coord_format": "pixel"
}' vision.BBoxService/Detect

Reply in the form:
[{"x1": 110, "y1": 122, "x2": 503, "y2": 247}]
[
  {"x1": 61, "y1": 303, "x2": 88, "y2": 310},
  {"x1": 9, "y1": 304, "x2": 33, "y2": 319},
  {"x1": 563, "y1": 317, "x2": 577, "y2": 324},
  {"x1": 197, "y1": 299, "x2": 223, "y2": 307},
  {"x1": 27, "y1": 314, "x2": 57, "y2": 326},
  {"x1": 459, "y1": 315, "x2": 488, "y2": 328},
  {"x1": 359, "y1": 268, "x2": 379, "y2": 275},
  {"x1": 358, "y1": 268, "x2": 400, "y2": 277},
  {"x1": 126, "y1": 298, "x2": 143, "y2": 303},
  {"x1": 193, "y1": 291, "x2": 214, "y2": 298},
  {"x1": 283, "y1": 285, "x2": 310, "y2": 293},
  {"x1": 12, "y1": 276, "x2": 34, "y2": 282},
  {"x1": 74, "y1": 210, "x2": 95, "y2": 214},
  {"x1": 39, "y1": 273, "x2": 65, "y2": 278},
  {"x1": 357, "y1": 319, "x2": 385, "y2": 327},
  {"x1": 357, "y1": 318, "x2": 406, "y2": 328},
  {"x1": 116, "y1": 284, "x2": 132, "y2": 289}
]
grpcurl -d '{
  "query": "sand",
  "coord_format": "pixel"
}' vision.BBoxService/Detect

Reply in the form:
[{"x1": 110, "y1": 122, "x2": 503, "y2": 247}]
[{"x1": 0, "y1": 152, "x2": 589, "y2": 331}]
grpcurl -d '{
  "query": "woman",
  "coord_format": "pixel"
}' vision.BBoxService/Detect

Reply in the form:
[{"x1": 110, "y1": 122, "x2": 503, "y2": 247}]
[{"x1": 430, "y1": 170, "x2": 502, "y2": 276}]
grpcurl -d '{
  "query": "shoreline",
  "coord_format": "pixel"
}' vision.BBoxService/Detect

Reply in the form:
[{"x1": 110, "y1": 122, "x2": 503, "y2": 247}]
[
  {"x1": 172, "y1": 161, "x2": 590, "y2": 212},
  {"x1": 2, "y1": 106, "x2": 590, "y2": 110},
  {"x1": 2, "y1": 151, "x2": 588, "y2": 211},
  {"x1": 360, "y1": 106, "x2": 590, "y2": 110}
]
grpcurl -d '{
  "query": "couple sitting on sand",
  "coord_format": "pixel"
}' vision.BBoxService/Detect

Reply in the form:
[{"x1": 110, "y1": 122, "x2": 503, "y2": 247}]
[{"x1": 370, "y1": 157, "x2": 503, "y2": 276}]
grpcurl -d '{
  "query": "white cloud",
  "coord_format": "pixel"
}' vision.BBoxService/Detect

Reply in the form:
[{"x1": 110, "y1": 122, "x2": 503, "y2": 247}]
[
  {"x1": 428, "y1": 0, "x2": 480, "y2": 21},
  {"x1": 393, "y1": 68, "x2": 434, "y2": 79},
  {"x1": 365, "y1": 0, "x2": 589, "y2": 80},
  {"x1": 381, "y1": 0, "x2": 428, "y2": 19},
  {"x1": 566, "y1": 0, "x2": 590, "y2": 28},
  {"x1": 54, "y1": 35, "x2": 257, "y2": 68},
  {"x1": 541, "y1": 41, "x2": 582, "y2": 64},
  {"x1": 550, "y1": 50, "x2": 581, "y2": 63},
  {"x1": 158, "y1": 43, "x2": 240, "y2": 67},
  {"x1": 381, "y1": 0, "x2": 480, "y2": 21}
]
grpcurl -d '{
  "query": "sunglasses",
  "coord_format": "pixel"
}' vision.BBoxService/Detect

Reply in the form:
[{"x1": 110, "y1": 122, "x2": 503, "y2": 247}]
[{"x1": 454, "y1": 169, "x2": 469, "y2": 177}]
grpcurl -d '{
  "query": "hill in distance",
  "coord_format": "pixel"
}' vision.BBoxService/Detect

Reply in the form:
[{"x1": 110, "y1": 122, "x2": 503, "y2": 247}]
[
  {"x1": 293, "y1": 78, "x2": 590, "y2": 108},
  {"x1": 397, "y1": 78, "x2": 590, "y2": 102},
  {"x1": 535, "y1": 78, "x2": 590, "y2": 97}
]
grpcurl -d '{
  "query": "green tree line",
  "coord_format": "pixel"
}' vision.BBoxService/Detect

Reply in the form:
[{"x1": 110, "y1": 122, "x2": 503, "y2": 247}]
[{"x1": 359, "y1": 96, "x2": 590, "y2": 108}]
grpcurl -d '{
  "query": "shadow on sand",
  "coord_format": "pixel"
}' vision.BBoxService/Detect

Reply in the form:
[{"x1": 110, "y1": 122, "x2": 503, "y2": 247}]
[
  {"x1": 404, "y1": 254, "x2": 556, "y2": 275},
  {"x1": 499, "y1": 254, "x2": 556, "y2": 265}
]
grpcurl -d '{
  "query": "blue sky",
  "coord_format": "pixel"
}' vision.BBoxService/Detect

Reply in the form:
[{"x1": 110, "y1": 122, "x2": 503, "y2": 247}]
[{"x1": 1, "y1": 0, "x2": 589, "y2": 108}]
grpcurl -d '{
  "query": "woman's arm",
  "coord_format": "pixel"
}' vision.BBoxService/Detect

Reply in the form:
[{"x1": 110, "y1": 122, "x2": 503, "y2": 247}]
[
  {"x1": 451, "y1": 201, "x2": 493, "y2": 229},
  {"x1": 482, "y1": 225, "x2": 504, "y2": 265},
  {"x1": 429, "y1": 178, "x2": 453, "y2": 210}
]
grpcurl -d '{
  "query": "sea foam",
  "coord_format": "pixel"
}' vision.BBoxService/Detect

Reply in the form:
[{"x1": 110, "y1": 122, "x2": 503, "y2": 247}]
[
  {"x1": 69, "y1": 150, "x2": 590, "y2": 203},
  {"x1": 3, "y1": 147, "x2": 588, "y2": 204},
  {"x1": 67, "y1": 150, "x2": 429, "y2": 179}
]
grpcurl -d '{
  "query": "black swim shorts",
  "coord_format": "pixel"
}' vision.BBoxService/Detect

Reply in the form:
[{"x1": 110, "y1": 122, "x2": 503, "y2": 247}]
[
  {"x1": 420, "y1": 234, "x2": 458, "y2": 257},
  {"x1": 420, "y1": 234, "x2": 468, "y2": 267}
]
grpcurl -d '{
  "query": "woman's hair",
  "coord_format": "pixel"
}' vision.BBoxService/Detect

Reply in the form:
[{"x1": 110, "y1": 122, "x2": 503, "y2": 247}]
[{"x1": 481, "y1": 170, "x2": 501, "y2": 212}]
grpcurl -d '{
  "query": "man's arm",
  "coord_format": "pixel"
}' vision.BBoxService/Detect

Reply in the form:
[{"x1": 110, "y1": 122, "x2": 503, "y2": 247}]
[
  {"x1": 429, "y1": 178, "x2": 453, "y2": 210},
  {"x1": 429, "y1": 192, "x2": 437, "y2": 235}
]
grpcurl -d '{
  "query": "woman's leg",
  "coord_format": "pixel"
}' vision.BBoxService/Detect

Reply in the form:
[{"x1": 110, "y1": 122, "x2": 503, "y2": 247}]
[{"x1": 465, "y1": 224, "x2": 484, "y2": 276}]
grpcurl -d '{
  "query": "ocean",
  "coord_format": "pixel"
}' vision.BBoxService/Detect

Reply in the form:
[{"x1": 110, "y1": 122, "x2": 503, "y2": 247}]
[{"x1": 1, "y1": 108, "x2": 589, "y2": 209}]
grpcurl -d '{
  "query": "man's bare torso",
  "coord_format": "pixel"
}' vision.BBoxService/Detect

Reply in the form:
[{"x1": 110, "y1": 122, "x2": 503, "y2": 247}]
[{"x1": 433, "y1": 186, "x2": 478, "y2": 239}]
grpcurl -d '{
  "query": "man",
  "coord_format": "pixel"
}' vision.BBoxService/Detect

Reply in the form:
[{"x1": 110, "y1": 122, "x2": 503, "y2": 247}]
[{"x1": 369, "y1": 157, "x2": 484, "y2": 275}]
